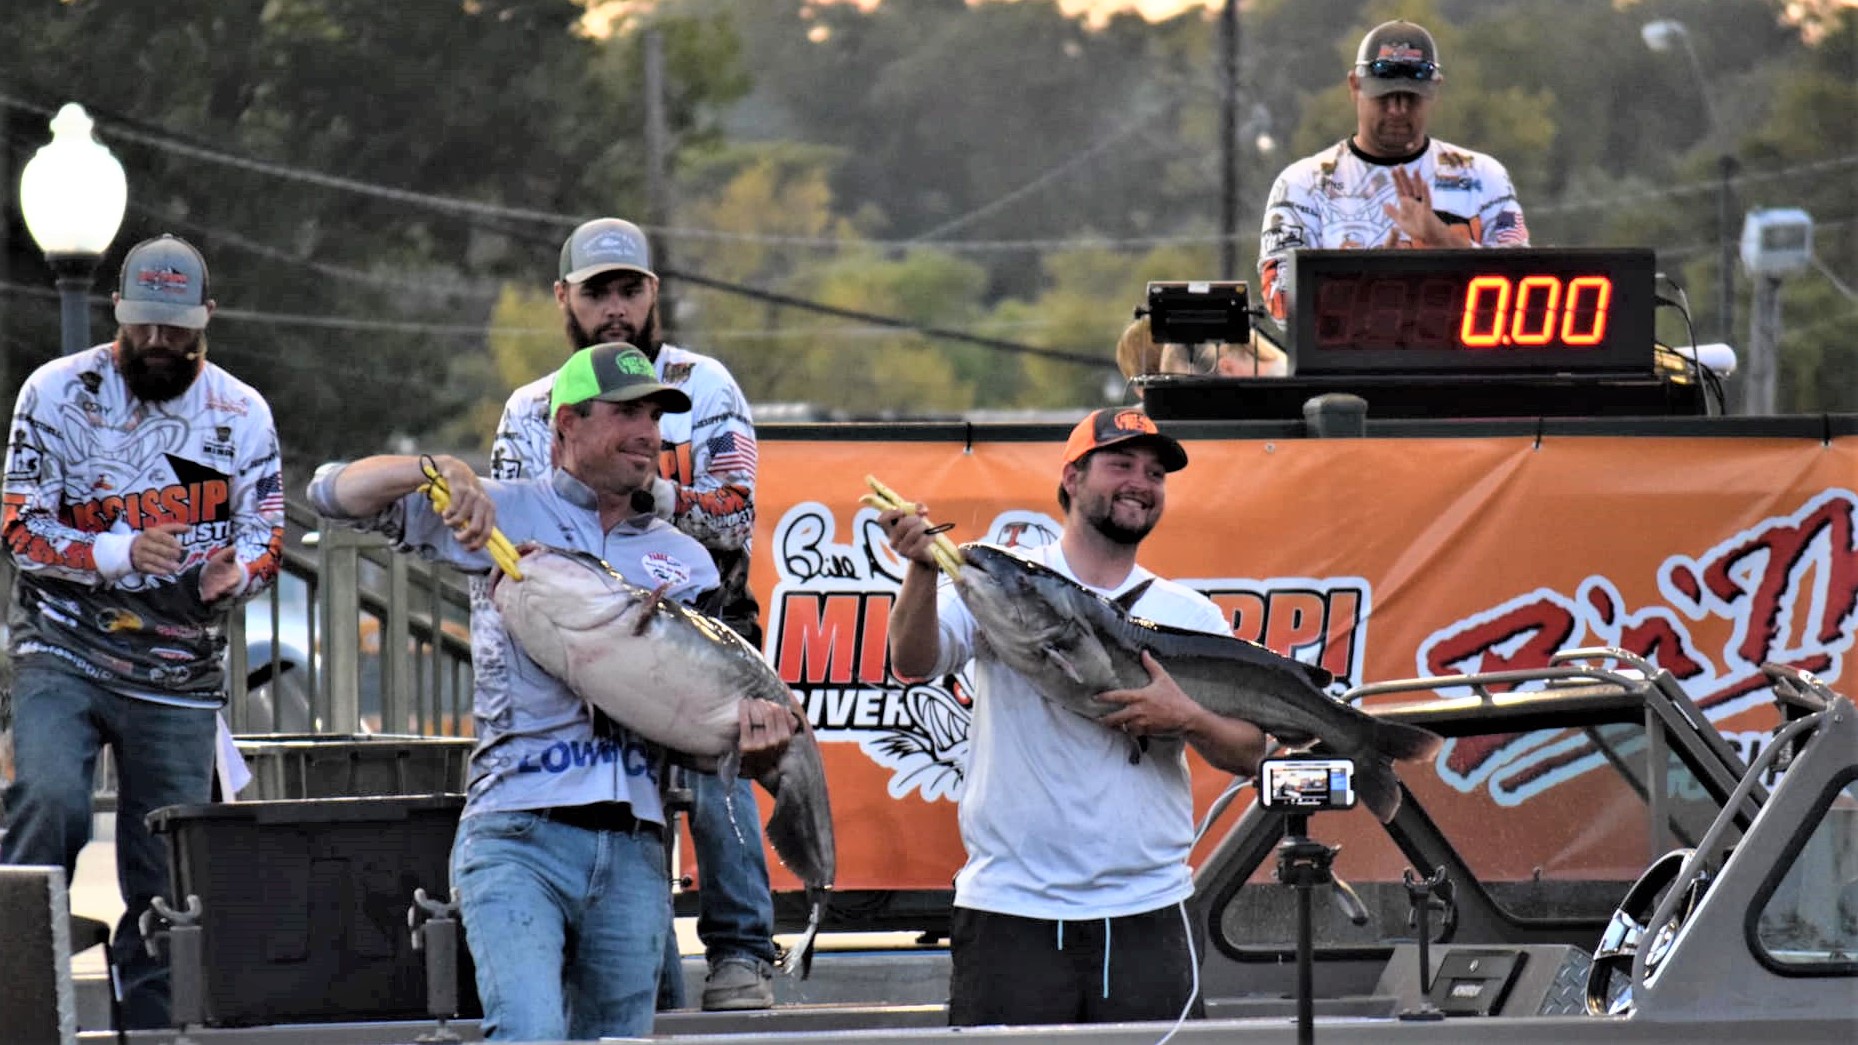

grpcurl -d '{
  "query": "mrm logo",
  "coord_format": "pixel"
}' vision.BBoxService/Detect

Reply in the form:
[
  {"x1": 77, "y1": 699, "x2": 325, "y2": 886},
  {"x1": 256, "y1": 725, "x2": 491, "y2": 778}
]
[
  {"x1": 765, "y1": 502, "x2": 1370, "y2": 803},
  {"x1": 1417, "y1": 488, "x2": 1858, "y2": 805}
]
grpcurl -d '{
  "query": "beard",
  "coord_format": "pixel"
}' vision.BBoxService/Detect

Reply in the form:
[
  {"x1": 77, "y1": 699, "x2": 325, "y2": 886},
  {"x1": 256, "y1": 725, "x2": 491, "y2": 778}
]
[
  {"x1": 117, "y1": 329, "x2": 205, "y2": 403},
  {"x1": 566, "y1": 304, "x2": 659, "y2": 356},
  {"x1": 1079, "y1": 491, "x2": 1157, "y2": 547}
]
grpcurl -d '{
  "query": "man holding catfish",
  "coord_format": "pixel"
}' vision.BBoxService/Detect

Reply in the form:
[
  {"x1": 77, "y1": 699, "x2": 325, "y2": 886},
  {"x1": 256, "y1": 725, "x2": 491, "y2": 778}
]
[
  {"x1": 878, "y1": 408, "x2": 1268, "y2": 1027},
  {"x1": 307, "y1": 343, "x2": 798, "y2": 1041}
]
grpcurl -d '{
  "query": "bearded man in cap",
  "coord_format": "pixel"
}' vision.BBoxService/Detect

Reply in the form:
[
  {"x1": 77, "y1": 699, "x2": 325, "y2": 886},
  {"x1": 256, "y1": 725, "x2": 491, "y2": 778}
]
[
  {"x1": 489, "y1": 218, "x2": 779, "y2": 1011},
  {"x1": 1258, "y1": 19, "x2": 1531, "y2": 322},
  {"x1": 875, "y1": 409, "x2": 1266, "y2": 1027},
  {"x1": 2, "y1": 233, "x2": 285, "y2": 1028}
]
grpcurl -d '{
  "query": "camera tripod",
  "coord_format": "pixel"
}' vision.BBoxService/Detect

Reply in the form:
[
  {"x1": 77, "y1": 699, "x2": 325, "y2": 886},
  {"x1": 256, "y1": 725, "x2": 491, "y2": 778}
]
[{"x1": 1274, "y1": 812, "x2": 1363, "y2": 1045}]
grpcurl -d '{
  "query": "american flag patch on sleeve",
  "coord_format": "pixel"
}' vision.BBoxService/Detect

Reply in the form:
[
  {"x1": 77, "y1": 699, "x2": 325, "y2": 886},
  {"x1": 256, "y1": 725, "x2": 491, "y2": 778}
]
[
  {"x1": 705, "y1": 430, "x2": 758, "y2": 476},
  {"x1": 256, "y1": 472, "x2": 286, "y2": 516}
]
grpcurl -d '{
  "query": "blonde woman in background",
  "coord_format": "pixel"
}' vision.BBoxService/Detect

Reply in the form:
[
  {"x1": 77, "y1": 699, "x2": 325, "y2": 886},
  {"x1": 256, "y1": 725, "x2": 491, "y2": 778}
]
[{"x1": 1115, "y1": 319, "x2": 1288, "y2": 400}]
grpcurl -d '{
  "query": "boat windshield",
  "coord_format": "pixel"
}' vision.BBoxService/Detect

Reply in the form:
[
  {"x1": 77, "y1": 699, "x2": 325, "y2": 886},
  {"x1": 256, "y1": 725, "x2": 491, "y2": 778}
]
[{"x1": 1752, "y1": 771, "x2": 1858, "y2": 970}]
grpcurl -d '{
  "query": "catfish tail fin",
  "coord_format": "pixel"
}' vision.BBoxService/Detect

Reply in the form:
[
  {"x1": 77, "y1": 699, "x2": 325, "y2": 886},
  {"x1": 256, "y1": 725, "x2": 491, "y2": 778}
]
[
  {"x1": 1355, "y1": 758, "x2": 1405, "y2": 823},
  {"x1": 776, "y1": 890, "x2": 826, "y2": 979},
  {"x1": 1375, "y1": 718, "x2": 1443, "y2": 762}
]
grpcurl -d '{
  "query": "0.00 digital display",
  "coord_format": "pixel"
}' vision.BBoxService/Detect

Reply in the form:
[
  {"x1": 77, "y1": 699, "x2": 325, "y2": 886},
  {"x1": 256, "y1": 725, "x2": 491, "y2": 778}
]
[{"x1": 1314, "y1": 273, "x2": 1615, "y2": 350}]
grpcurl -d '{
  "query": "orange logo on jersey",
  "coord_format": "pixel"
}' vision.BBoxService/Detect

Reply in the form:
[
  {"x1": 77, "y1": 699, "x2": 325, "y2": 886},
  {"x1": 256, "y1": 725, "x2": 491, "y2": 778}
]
[{"x1": 70, "y1": 479, "x2": 230, "y2": 533}]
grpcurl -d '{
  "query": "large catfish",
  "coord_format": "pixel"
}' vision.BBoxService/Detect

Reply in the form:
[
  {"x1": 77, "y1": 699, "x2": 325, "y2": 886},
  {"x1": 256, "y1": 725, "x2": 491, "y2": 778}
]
[
  {"x1": 955, "y1": 542, "x2": 1441, "y2": 822},
  {"x1": 490, "y1": 546, "x2": 834, "y2": 974}
]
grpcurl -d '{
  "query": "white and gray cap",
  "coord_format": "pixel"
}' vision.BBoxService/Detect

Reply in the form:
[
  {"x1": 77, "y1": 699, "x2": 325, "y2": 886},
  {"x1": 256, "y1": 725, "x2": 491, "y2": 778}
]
[
  {"x1": 559, "y1": 218, "x2": 655, "y2": 283},
  {"x1": 115, "y1": 234, "x2": 211, "y2": 329}
]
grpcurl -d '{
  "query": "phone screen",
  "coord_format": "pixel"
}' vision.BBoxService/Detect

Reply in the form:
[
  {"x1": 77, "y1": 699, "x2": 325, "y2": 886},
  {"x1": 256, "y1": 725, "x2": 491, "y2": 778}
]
[{"x1": 1259, "y1": 757, "x2": 1357, "y2": 812}]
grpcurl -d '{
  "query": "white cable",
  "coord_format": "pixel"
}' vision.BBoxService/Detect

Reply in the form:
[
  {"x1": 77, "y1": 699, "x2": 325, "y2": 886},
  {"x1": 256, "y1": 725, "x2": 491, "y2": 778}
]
[
  {"x1": 1149, "y1": 900, "x2": 1199, "y2": 1045},
  {"x1": 1193, "y1": 775, "x2": 1253, "y2": 846}
]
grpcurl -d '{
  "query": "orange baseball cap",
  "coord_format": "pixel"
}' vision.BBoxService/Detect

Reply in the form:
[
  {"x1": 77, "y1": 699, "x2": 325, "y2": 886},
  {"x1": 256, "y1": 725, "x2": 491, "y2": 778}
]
[{"x1": 1061, "y1": 408, "x2": 1188, "y2": 472}]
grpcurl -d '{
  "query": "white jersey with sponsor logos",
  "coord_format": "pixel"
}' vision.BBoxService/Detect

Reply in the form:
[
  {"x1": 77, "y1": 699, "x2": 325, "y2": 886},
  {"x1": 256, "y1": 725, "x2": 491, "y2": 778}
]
[
  {"x1": 1258, "y1": 136, "x2": 1529, "y2": 319},
  {"x1": 4, "y1": 343, "x2": 284, "y2": 704},
  {"x1": 490, "y1": 342, "x2": 755, "y2": 551},
  {"x1": 923, "y1": 542, "x2": 1233, "y2": 920}
]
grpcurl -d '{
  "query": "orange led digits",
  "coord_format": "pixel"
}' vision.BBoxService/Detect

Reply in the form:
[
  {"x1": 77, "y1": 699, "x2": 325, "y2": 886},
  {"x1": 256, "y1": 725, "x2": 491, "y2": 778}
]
[
  {"x1": 1562, "y1": 276, "x2": 1612, "y2": 345},
  {"x1": 1460, "y1": 276, "x2": 1510, "y2": 347},
  {"x1": 1458, "y1": 274, "x2": 1611, "y2": 348},
  {"x1": 1510, "y1": 276, "x2": 1561, "y2": 346}
]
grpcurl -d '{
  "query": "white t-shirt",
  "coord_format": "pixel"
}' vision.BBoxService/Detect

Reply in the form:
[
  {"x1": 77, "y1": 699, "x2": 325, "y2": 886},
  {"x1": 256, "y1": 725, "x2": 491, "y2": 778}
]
[{"x1": 925, "y1": 542, "x2": 1233, "y2": 920}]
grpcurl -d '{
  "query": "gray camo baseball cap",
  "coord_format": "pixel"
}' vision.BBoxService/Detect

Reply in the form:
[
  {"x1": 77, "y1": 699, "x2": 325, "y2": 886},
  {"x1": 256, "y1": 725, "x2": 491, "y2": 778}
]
[
  {"x1": 115, "y1": 234, "x2": 211, "y2": 329},
  {"x1": 559, "y1": 218, "x2": 655, "y2": 283}
]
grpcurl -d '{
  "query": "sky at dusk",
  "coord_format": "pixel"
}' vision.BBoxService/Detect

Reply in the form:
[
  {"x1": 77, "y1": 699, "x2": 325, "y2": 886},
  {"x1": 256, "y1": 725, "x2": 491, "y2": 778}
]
[{"x1": 812, "y1": 0, "x2": 1220, "y2": 25}]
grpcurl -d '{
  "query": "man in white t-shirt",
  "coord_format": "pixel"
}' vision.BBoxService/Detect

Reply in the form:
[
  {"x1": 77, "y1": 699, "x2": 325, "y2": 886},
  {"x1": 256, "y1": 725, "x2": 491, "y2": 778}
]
[{"x1": 876, "y1": 408, "x2": 1266, "y2": 1026}]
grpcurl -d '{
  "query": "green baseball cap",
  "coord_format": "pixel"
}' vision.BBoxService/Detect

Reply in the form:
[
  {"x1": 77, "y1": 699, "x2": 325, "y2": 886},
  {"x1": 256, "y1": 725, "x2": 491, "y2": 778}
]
[{"x1": 549, "y1": 342, "x2": 691, "y2": 417}]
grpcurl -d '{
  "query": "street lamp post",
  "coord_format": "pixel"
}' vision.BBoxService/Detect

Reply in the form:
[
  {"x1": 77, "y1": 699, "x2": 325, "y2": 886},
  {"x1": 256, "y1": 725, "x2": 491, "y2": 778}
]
[
  {"x1": 1642, "y1": 19, "x2": 1736, "y2": 346},
  {"x1": 19, "y1": 103, "x2": 127, "y2": 356}
]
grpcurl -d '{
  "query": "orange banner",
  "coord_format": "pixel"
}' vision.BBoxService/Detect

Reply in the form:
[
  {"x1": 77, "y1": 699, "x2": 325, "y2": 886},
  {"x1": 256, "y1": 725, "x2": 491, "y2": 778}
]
[{"x1": 718, "y1": 432, "x2": 1858, "y2": 893}]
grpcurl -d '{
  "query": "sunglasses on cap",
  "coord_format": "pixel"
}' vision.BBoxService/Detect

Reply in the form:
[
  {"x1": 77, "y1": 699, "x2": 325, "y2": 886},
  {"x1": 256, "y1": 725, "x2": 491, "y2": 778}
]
[{"x1": 1360, "y1": 58, "x2": 1440, "y2": 81}]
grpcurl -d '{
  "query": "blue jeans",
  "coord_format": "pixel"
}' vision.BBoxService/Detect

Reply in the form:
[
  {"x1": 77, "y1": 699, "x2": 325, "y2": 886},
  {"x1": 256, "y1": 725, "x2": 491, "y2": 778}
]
[
  {"x1": 691, "y1": 769, "x2": 778, "y2": 966},
  {"x1": 451, "y1": 810, "x2": 669, "y2": 1041},
  {"x1": 659, "y1": 767, "x2": 778, "y2": 1006},
  {"x1": 1, "y1": 664, "x2": 216, "y2": 1030}
]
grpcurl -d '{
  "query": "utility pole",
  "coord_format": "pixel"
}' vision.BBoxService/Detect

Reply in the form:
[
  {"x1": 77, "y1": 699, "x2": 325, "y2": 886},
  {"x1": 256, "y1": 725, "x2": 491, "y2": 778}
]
[
  {"x1": 1717, "y1": 154, "x2": 1738, "y2": 345},
  {"x1": 1744, "y1": 275, "x2": 1780, "y2": 414},
  {"x1": 1218, "y1": 0, "x2": 1239, "y2": 280},
  {"x1": 644, "y1": 26, "x2": 674, "y2": 336}
]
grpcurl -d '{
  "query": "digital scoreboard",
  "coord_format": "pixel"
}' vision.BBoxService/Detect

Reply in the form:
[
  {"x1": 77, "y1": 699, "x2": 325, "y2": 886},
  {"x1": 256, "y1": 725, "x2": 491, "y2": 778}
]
[{"x1": 1289, "y1": 248, "x2": 1657, "y2": 376}]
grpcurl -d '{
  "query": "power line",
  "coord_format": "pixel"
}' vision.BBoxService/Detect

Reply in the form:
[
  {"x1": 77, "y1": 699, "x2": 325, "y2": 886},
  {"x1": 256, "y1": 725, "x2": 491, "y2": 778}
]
[
  {"x1": 903, "y1": 107, "x2": 1165, "y2": 243},
  {"x1": 0, "y1": 273, "x2": 1108, "y2": 368},
  {"x1": 661, "y1": 267, "x2": 1111, "y2": 369},
  {"x1": 8, "y1": 89, "x2": 1853, "y2": 256},
  {"x1": 1812, "y1": 254, "x2": 1858, "y2": 301},
  {"x1": 0, "y1": 91, "x2": 580, "y2": 230},
  {"x1": 1529, "y1": 153, "x2": 1858, "y2": 217},
  {"x1": 0, "y1": 280, "x2": 541, "y2": 338}
]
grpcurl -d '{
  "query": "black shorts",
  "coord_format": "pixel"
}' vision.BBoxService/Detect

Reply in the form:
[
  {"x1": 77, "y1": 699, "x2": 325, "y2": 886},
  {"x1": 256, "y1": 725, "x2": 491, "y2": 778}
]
[{"x1": 947, "y1": 903, "x2": 1207, "y2": 1027}]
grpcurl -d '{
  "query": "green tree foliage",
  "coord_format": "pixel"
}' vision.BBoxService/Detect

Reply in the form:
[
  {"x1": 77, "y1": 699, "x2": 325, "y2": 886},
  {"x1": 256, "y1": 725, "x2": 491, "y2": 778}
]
[
  {"x1": 995, "y1": 240, "x2": 1214, "y2": 409},
  {"x1": 3, "y1": 0, "x2": 1850, "y2": 435},
  {"x1": 0, "y1": 0, "x2": 740, "y2": 462},
  {"x1": 1741, "y1": 6, "x2": 1858, "y2": 411},
  {"x1": 780, "y1": 248, "x2": 986, "y2": 415},
  {"x1": 667, "y1": 144, "x2": 862, "y2": 400}
]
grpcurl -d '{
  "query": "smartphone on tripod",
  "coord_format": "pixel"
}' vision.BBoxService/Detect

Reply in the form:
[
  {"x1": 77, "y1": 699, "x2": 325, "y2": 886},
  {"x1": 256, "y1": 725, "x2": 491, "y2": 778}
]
[{"x1": 1259, "y1": 757, "x2": 1358, "y2": 813}]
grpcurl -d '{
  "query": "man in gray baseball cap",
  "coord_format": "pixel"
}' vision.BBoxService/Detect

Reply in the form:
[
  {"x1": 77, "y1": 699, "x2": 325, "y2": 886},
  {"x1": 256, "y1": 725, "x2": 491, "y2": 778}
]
[
  {"x1": 559, "y1": 216, "x2": 655, "y2": 283},
  {"x1": 111, "y1": 233, "x2": 220, "y2": 402},
  {"x1": 492, "y1": 216, "x2": 779, "y2": 1011},
  {"x1": 4, "y1": 229, "x2": 284, "y2": 1029},
  {"x1": 115, "y1": 233, "x2": 213, "y2": 329},
  {"x1": 1256, "y1": 19, "x2": 1529, "y2": 322}
]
